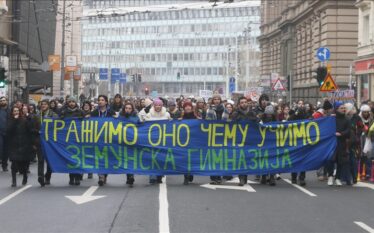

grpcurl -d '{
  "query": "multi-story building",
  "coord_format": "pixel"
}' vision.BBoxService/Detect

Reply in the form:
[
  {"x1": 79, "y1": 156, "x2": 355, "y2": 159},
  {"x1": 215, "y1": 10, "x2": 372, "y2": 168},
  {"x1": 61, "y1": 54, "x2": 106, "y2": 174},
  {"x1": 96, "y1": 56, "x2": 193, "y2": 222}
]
[
  {"x1": 81, "y1": 0, "x2": 260, "y2": 98},
  {"x1": 259, "y1": 0, "x2": 358, "y2": 103},
  {"x1": 0, "y1": 0, "x2": 57, "y2": 102},
  {"x1": 53, "y1": 0, "x2": 83, "y2": 98},
  {"x1": 356, "y1": 0, "x2": 374, "y2": 103}
]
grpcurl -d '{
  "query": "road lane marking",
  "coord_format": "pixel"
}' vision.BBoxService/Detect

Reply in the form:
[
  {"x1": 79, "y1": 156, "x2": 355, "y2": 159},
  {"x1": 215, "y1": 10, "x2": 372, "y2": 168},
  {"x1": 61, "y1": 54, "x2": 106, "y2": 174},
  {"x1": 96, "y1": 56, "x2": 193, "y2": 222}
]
[
  {"x1": 0, "y1": 185, "x2": 32, "y2": 206},
  {"x1": 65, "y1": 186, "x2": 106, "y2": 205},
  {"x1": 282, "y1": 179, "x2": 317, "y2": 197},
  {"x1": 159, "y1": 177, "x2": 170, "y2": 233},
  {"x1": 354, "y1": 221, "x2": 374, "y2": 233},
  {"x1": 200, "y1": 183, "x2": 256, "y2": 192},
  {"x1": 354, "y1": 182, "x2": 374, "y2": 190}
]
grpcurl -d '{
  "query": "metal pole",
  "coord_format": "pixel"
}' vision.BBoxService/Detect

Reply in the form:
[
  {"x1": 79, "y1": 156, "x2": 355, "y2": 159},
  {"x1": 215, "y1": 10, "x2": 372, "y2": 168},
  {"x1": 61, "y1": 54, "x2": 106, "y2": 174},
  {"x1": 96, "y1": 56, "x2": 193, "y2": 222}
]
[
  {"x1": 289, "y1": 71, "x2": 292, "y2": 105},
  {"x1": 226, "y1": 45, "x2": 230, "y2": 98},
  {"x1": 60, "y1": 0, "x2": 66, "y2": 97}
]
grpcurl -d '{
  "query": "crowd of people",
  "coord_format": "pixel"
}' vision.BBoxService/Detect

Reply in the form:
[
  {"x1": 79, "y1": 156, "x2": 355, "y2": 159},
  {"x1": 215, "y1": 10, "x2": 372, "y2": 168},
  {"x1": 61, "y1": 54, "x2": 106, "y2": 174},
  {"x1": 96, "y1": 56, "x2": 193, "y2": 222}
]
[{"x1": 0, "y1": 93, "x2": 373, "y2": 188}]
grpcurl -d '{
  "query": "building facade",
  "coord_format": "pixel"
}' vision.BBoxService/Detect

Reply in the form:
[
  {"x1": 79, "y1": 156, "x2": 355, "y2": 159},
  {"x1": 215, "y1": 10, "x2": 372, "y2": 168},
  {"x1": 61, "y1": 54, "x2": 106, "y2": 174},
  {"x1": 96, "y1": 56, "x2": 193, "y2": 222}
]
[
  {"x1": 259, "y1": 0, "x2": 358, "y2": 103},
  {"x1": 81, "y1": 0, "x2": 260, "y2": 98},
  {"x1": 356, "y1": 0, "x2": 374, "y2": 103}
]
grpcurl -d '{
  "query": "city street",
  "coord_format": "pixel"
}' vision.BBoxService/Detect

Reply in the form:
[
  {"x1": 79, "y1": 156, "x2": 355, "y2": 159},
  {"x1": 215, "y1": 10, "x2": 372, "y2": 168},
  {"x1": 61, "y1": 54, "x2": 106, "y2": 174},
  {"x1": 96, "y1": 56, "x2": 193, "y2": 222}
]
[{"x1": 0, "y1": 164, "x2": 373, "y2": 233}]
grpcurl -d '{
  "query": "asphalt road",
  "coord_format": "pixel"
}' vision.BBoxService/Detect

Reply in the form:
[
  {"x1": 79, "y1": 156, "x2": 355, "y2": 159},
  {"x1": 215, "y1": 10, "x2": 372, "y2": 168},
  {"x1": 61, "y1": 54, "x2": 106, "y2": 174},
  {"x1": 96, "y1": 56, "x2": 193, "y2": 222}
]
[{"x1": 0, "y1": 163, "x2": 373, "y2": 233}]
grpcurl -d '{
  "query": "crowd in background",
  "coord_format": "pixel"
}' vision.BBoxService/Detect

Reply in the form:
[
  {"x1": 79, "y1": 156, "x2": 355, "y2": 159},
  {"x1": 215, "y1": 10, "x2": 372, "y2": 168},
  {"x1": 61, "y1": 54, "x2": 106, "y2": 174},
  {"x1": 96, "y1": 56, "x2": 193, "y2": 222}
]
[{"x1": 0, "y1": 93, "x2": 373, "y2": 188}]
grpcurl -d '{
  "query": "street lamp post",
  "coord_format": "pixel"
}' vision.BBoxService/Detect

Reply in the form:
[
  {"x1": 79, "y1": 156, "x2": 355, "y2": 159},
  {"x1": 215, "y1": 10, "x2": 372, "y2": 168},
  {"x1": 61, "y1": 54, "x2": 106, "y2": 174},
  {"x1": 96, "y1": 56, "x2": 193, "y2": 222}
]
[{"x1": 60, "y1": 0, "x2": 66, "y2": 97}]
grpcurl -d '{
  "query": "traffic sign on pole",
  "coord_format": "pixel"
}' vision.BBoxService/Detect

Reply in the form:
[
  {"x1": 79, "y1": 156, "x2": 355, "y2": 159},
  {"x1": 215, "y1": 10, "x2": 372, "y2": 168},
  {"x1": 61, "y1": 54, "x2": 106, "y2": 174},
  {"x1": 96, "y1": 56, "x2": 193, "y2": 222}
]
[
  {"x1": 316, "y1": 47, "x2": 330, "y2": 62},
  {"x1": 320, "y1": 73, "x2": 338, "y2": 92},
  {"x1": 272, "y1": 78, "x2": 286, "y2": 91}
]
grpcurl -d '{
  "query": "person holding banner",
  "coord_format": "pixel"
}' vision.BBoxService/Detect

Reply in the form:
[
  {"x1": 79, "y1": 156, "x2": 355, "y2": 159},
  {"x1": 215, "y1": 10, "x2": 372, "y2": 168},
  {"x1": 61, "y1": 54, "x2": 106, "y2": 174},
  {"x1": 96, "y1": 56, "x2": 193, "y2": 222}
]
[
  {"x1": 327, "y1": 102, "x2": 351, "y2": 186},
  {"x1": 259, "y1": 104, "x2": 277, "y2": 186},
  {"x1": 144, "y1": 98, "x2": 171, "y2": 184},
  {"x1": 167, "y1": 99, "x2": 182, "y2": 120},
  {"x1": 81, "y1": 101, "x2": 93, "y2": 179},
  {"x1": 180, "y1": 101, "x2": 196, "y2": 185},
  {"x1": 91, "y1": 95, "x2": 116, "y2": 186},
  {"x1": 35, "y1": 100, "x2": 59, "y2": 186},
  {"x1": 232, "y1": 96, "x2": 259, "y2": 186},
  {"x1": 59, "y1": 96, "x2": 84, "y2": 186},
  {"x1": 7, "y1": 106, "x2": 34, "y2": 187},
  {"x1": 206, "y1": 94, "x2": 225, "y2": 185},
  {"x1": 120, "y1": 102, "x2": 140, "y2": 187}
]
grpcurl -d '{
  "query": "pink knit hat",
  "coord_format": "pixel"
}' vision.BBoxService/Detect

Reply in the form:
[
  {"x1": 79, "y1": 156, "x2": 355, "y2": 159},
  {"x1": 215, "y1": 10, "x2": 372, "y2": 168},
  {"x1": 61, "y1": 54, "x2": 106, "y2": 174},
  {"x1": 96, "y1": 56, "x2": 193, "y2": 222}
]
[{"x1": 153, "y1": 98, "x2": 163, "y2": 106}]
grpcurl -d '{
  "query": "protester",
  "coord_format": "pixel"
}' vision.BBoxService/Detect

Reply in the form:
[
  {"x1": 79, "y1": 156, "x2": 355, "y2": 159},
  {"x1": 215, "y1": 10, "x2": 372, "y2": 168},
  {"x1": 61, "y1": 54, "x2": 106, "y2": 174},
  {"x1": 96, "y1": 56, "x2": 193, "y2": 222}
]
[
  {"x1": 0, "y1": 96, "x2": 9, "y2": 172},
  {"x1": 91, "y1": 95, "x2": 116, "y2": 186},
  {"x1": 120, "y1": 102, "x2": 139, "y2": 187},
  {"x1": 327, "y1": 101, "x2": 351, "y2": 186},
  {"x1": 144, "y1": 98, "x2": 171, "y2": 184},
  {"x1": 7, "y1": 106, "x2": 34, "y2": 187}
]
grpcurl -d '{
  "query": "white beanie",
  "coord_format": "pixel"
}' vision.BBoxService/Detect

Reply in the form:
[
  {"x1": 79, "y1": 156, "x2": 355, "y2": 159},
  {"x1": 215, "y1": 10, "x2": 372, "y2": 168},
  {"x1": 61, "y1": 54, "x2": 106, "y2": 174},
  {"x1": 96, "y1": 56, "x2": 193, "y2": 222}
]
[{"x1": 360, "y1": 104, "x2": 371, "y2": 112}]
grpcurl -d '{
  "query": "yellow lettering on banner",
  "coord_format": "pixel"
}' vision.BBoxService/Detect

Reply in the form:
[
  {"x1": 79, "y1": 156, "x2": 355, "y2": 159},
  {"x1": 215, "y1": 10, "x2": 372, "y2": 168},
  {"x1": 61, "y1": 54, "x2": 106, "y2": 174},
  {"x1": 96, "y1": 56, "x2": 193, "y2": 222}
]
[
  {"x1": 163, "y1": 124, "x2": 176, "y2": 147},
  {"x1": 258, "y1": 127, "x2": 267, "y2": 147},
  {"x1": 123, "y1": 123, "x2": 137, "y2": 145},
  {"x1": 66, "y1": 145, "x2": 80, "y2": 169},
  {"x1": 224, "y1": 124, "x2": 236, "y2": 146},
  {"x1": 109, "y1": 122, "x2": 122, "y2": 144},
  {"x1": 201, "y1": 123, "x2": 212, "y2": 146},
  {"x1": 278, "y1": 124, "x2": 293, "y2": 147},
  {"x1": 212, "y1": 124, "x2": 224, "y2": 147},
  {"x1": 110, "y1": 146, "x2": 122, "y2": 169},
  {"x1": 53, "y1": 120, "x2": 65, "y2": 142},
  {"x1": 95, "y1": 146, "x2": 108, "y2": 169},
  {"x1": 43, "y1": 119, "x2": 53, "y2": 141},
  {"x1": 238, "y1": 124, "x2": 249, "y2": 147},
  {"x1": 306, "y1": 122, "x2": 320, "y2": 145},
  {"x1": 164, "y1": 149, "x2": 176, "y2": 170},
  {"x1": 81, "y1": 120, "x2": 94, "y2": 143},
  {"x1": 65, "y1": 120, "x2": 80, "y2": 143},
  {"x1": 149, "y1": 124, "x2": 162, "y2": 146},
  {"x1": 94, "y1": 121, "x2": 108, "y2": 143},
  {"x1": 177, "y1": 124, "x2": 190, "y2": 147},
  {"x1": 292, "y1": 122, "x2": 306, "y2": 146},
  {"x1": 212, "y1": 149, "x2": 223, "y2": 170}
]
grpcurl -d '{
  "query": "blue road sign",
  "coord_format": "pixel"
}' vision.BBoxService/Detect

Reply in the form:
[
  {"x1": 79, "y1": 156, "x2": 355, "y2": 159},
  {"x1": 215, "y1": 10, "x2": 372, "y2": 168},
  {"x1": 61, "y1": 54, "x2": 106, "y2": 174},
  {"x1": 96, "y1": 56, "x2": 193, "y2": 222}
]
[
  {"x1": 111, "y1": 68, "x2": 120, "y2": 83},
  {"x1": 120, "y1": 73, "x2": 127, "y2": 84},
  {"x1": 229, "y1": 77, "x2": 235, "y2": 94},
  {"x1": 99, "y1": 68, "x2": 108, "y2": 80},
  {"x1": 316, "y1": 47, "x2": 330, "y2": 62}
]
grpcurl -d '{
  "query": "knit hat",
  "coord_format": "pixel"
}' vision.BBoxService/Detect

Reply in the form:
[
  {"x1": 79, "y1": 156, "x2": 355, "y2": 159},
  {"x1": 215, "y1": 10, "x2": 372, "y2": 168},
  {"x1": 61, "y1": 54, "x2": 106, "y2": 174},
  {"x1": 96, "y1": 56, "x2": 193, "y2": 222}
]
[
  {"x1": 114, "y1": 94, "x2": 122, "y2": 99},
  {"x1": 183, "y1": 101, "x2": 193, "y2": 109},
  {"x1": 196, "y1": 97, "x2": 205, "y2": 103},
  {"x1": 212, "y1": 94, "x2": 221, "y2": 100},
  {"x1": 334, "y1": 101, "x2": 344, "y2": 109},
  {"x1": 168, "y1": 99, "x2": 176, "y2": 107},
  {"x1": 322, "y1": 100, "x2": 333, "y2": 110},
  {"x1": 144, "y1": 98, "x2": 153, "y2": 107},
  {"x1": 67, "y1": 96, "x2": 77, "y2": 103},
  {"x1": 344, "y1": 103, "x2": 355, "y2": 114},
  {"x1": 360, "y1": 104, "x2": 371, "y2": 112},
  {"x1": 153, "y1": 98, "x2": 163, "y2": 106},
  {"x1": 264, "y1": 105, "x2": 274, "y2": 115}
]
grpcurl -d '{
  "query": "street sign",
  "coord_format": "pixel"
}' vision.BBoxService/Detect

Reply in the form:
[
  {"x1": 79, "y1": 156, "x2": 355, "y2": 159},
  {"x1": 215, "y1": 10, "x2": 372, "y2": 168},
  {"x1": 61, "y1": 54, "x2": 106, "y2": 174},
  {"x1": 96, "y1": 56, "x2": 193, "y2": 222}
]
[
  {"x1": 316, "y1": 47, "x2": 330, "y2": 62},
  {"x1": 111, "y1": 68, "x2": 120, "y2": 83},
  {"x1": 229, "y1": 77, "x2": 235, "y2": 94},
  {"x1": 99, "y1": 68, "x2": 108, "y2": 80},
  {"x1": 320, "y1": 73, "x2": 338, "y2": 92},
  {"x1": 272, "y1": 78, "x2": 286, "y2": 91},
  {"x1": 120, "y1": 73, "x2": 127, "y2": 84},
  {"x1": 66, "y1": 55, "x2": 78, "y2": 72},
  {"x1": 48, "y1": 55, "x2": 60, "y2": 71}
]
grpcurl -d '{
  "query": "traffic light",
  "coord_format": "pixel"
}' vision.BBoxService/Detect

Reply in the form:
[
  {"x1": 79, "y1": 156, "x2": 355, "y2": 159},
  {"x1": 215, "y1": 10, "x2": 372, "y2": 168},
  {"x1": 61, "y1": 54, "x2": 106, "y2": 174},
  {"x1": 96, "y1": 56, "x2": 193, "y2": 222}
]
[
  {"x1": 145, "y1": 87, "x2": 149, "y2": 96},
  {"x1": 138, "y1": 74, "x2": 142, "y2": 82},
  {"x1": 315, "y1": 66, "x2": 327, "y2": 86},
  {"x1": 0, "y1": 68, "x2": 6, "y2": 88},
  {"x1": 131, "y1": 74, "x2": 135, "y2": 82},
  {"x1": 177, "y1": 72, "x2": 180, "y2": 80}
]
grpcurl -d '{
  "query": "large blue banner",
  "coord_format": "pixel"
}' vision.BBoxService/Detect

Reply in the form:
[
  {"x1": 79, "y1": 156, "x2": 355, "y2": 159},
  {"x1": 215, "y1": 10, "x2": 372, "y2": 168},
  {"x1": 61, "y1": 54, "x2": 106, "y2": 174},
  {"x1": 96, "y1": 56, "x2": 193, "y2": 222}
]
[{"x1": 41, "y1": 117, "x2": 337, "y2": 175}]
